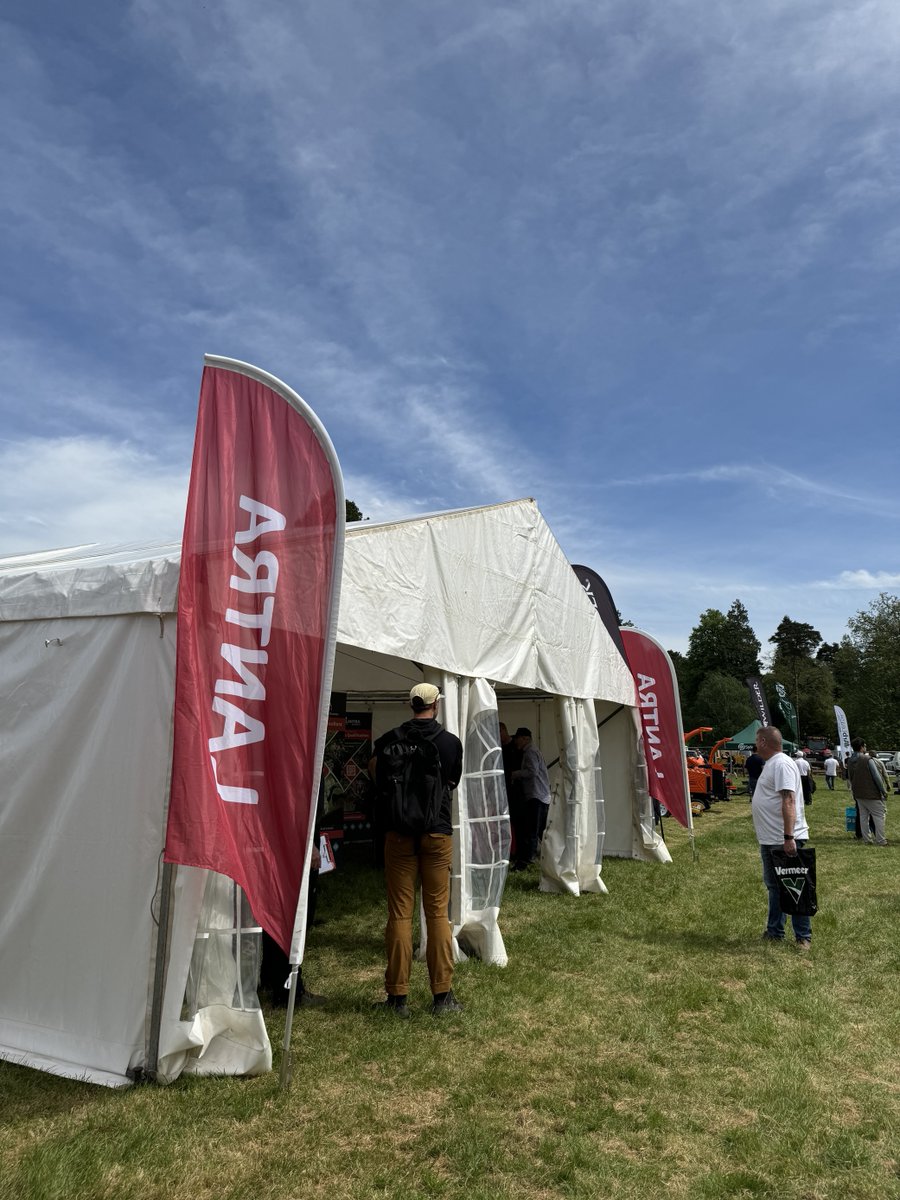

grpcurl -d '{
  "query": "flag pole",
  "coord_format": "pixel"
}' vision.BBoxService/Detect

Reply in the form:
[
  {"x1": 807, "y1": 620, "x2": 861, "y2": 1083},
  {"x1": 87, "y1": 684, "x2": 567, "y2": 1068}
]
[{"x1": 279, "y1": 966, "x2": 301, "y2": 1090}]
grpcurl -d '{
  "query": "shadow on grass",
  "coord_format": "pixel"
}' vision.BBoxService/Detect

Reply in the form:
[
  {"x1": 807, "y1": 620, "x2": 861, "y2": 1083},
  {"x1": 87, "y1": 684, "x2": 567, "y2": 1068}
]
[
  {"x1": 0, "y1": 1059, "x2": 120, "y2": 1126},
  {"x1": 618, "y1": 929, "x2": 776, "y2": 956}
]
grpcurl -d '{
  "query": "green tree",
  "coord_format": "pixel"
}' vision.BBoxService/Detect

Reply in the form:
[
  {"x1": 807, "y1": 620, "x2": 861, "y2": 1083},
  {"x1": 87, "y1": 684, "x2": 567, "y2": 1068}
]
[
  {"x1": 816, "y1": 641, "x2": 840, "y2": 667},
  {"x1": 683, "y1": 600, "x2": 761, "y2": 700},
  {"x1": 832, "y1": 594, "x2": 900, "y2": 748},
  {"x1": 345, "y1": 499, "x2": 364, "y2": 522},
  {"x1": 765, "y1": 658, "x2": 835, "y2": 743},
  {"x1": 686, "y1": 672, "x2": 754, "y2": 740},
  {"x1": 769, "y1": 617, "x2": 822, "y2": 660},
  {"x1": 668, "y1": 649, "x2": 690, "y2": 704},
  {"x1": 767, "y1": 616, "x2": 830, "y2": 742}
]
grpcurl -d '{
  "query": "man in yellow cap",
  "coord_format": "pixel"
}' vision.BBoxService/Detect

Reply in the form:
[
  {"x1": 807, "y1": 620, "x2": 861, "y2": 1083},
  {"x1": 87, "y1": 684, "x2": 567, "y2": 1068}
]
[{"x1": 369, "y1": 683, "x2": 463, "y2": 1016}]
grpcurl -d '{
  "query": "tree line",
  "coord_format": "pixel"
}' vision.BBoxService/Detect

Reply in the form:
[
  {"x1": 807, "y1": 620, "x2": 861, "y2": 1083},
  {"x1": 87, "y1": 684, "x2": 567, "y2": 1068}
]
[{"x1": 668, "y1": 596, "x2": 900, "y2": 750}]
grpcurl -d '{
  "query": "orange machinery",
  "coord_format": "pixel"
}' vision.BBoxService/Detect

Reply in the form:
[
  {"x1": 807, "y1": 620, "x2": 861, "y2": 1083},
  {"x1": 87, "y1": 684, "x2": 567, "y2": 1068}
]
[{"x1": 684, "y1": 727, "x2": 730, "y2": 807}]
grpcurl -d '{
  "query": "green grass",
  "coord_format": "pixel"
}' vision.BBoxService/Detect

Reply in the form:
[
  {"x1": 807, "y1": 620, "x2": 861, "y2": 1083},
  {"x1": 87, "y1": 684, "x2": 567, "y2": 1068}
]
[{"x1": 2, "y1": 778, "x2": 899, "y2": 1200}]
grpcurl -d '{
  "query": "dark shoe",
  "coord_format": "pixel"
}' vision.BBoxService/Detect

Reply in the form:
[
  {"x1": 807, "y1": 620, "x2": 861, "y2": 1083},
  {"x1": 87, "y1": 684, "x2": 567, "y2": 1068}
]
[
  {"x1": 373, "y1": 996, "x2": 410, "y2": 1019},
  {"x1": 761, "y1": 932, "x2": 783, "y2": 941},
  {"x1": 431, "y1": 990, "x2": 464, "y2": 1016},
  {"x1": 298, "y1": 989, "x2": 327, "y2": 1008},
  {"x1": 796, "y1": 939, "x2": 812, "y2": 952}
]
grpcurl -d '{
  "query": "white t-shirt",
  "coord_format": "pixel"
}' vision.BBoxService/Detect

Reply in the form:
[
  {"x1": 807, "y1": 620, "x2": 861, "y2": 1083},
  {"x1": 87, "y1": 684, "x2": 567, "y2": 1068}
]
[
  {"x1": 752, "y1": 752, "x2": 809, "y2": 845},
  {"x1": 794, "y1": 755, "x2": 810, "y2": 777},
  {"x1": 824, "y1": 756, "x2": 838, "y2": 777}
]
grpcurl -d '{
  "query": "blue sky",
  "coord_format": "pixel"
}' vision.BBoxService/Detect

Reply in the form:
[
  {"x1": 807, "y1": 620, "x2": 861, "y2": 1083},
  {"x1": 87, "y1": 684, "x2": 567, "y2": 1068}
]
[{"x1": 3, "y1": 0, "x2": 899, "y2": 653}]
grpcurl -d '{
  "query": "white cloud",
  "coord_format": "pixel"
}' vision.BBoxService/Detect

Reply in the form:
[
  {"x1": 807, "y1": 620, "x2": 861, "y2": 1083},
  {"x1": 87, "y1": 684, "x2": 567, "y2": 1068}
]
[
  {"x1": 0, "y1": 437, "x2": 189, "y2": 556},
  {"x1": 814, "y1": 570, "x2": 900, "y2": 590}
]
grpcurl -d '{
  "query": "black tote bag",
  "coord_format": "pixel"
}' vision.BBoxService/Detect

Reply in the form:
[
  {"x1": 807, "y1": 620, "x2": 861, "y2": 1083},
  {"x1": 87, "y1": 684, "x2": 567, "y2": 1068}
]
[{"x1": 770, "y1": 846, "x2": 818, "y2": 916}]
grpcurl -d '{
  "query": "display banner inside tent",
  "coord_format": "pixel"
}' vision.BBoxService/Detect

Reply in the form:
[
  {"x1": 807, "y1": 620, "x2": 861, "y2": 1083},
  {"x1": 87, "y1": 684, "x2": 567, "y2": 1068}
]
[
  {"x1": 745, "y1": 676, "x2": 772, "y2": 727},
  {"x1": 571, "y1": 565, "x2": 628, "y2": 661},
  {"x1": 620, "y1": 629, "x2": 692, "y2": 829},
  {"x1": 165, "y1": 357, "x2": 343, "y2": 957}
]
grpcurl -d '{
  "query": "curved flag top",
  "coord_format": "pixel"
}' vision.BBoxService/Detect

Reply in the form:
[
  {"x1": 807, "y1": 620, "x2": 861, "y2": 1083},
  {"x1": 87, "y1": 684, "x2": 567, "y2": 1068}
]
[
  {"x1": 775, "y1": 682, "x2": 799, "y2": 743},
  {"x1": 571, "y1": 564, "x2": 628, "y2": 663},
  {"x1": 745, "y1": 676, "x2": 772, "y2": 728},
  {"x1": 620, "y1": 628, "x2": 692, "y2": 830},
  {"x1": 165, "y1": 356, "x2": 344, "y2": 957},
  {"x1": 834, "y1": 705, "x2": 851, "y2": 761}
]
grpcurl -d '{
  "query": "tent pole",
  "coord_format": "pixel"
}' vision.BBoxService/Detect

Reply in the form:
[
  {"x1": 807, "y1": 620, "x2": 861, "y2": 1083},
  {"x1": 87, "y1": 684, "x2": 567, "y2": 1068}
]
[
  {"x1": 146, "y1": 860, "x2": 175, "y2": 1082},
  {"x1": 279, "y1": 966, "x2": 301, "y2": 1090}
]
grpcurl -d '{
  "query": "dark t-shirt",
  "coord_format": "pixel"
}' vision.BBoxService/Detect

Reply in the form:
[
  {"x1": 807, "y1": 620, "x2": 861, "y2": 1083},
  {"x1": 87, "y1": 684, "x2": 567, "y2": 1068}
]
[
  {"x1": 745, "y1": 753, "x2": 765, "y2": 782},
  {"x1": 373, "y1": 717, "x2": 463, "y2": 835}
]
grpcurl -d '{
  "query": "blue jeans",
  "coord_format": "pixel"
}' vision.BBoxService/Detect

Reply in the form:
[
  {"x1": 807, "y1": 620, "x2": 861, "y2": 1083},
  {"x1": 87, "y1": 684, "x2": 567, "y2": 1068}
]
[{"x1": 760, "y1": 842, "x2": 812, "y2": 942}]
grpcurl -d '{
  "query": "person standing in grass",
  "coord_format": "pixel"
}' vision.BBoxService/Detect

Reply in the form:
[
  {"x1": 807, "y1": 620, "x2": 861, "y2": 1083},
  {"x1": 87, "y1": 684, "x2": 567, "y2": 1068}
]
[
  {"x1": 752, "y1": 725, "x2": 812, "y2": 950},
  {"x1": 823, "y1": 752, "x2": 838, "y2": 791},
  {"x1": 510, "y1": 727, "x2": 551, "y2": 869},
  {"x1": 846, "y1": 737, "x2": 888, "y2": 846},
  {"x1": 370, "y1": 683, "x2": 464, "y2": 1017},
  {"x1": 745, "y1": 749, "x2": 765, "y2": 799},
  {"x1": 793, "y1": 750, "x2": 814, "y2": 807}
]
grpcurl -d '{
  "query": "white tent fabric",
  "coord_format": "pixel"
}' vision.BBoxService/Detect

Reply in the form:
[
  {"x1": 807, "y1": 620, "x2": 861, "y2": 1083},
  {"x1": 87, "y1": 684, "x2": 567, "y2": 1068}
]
[
  {"x1": 339, "y1": 500, "x2": 635, "y2": 702},
  {"x1": 540, "y1": 697, "x2": 606, "y2": 894},
  {"x1": 0, "y1": 610, "x2": 177, "y2": 1086},
  {"x1": 0, "y1": 498, "x2": 666, "y2": 1087}
]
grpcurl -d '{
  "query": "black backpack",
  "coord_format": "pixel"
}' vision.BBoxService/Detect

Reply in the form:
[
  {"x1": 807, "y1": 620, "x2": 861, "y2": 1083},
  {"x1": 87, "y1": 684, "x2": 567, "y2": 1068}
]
[{"x1": 379, "y1": 724, "x2": 445, "y2": 837}]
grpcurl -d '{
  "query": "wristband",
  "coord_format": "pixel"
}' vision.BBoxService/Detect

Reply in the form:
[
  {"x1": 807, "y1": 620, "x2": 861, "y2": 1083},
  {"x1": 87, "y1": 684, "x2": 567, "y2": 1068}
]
[{"x1": 783, "y1": 834, "x2": 794, "y2": 840}]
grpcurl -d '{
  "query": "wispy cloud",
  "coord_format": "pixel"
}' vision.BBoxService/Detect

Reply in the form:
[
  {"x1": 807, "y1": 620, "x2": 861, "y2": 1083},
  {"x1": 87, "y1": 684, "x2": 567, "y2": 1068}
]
[
  {"x1": 593, "y1": 464, "x2": 898, "y2": 518},
  {"x1": 813, "y1": 570, "x2": 900, "y2": 591}
]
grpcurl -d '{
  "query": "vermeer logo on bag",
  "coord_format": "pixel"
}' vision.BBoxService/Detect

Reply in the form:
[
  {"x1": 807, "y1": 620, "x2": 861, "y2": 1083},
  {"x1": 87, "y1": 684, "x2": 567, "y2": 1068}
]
[
  {"x1": 779, "y1": 876, "x2": 806, "y2": 905},
  {"x1": 775, "y1": 864, "x2": 808, "y2": 906}
]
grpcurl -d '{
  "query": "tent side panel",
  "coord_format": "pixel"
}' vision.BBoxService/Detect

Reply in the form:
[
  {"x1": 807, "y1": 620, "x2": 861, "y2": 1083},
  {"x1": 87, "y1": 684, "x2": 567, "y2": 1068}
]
[
  {"x1": 597, "y1": 706, "x2": 670, "y2": 862},
  {"x1": 0, "y1": 614, "x2": 175, "y2": 1086}
]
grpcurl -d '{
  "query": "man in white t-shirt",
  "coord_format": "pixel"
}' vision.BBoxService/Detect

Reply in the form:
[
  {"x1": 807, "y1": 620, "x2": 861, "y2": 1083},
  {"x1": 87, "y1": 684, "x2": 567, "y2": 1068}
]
[
  {"x1": 793, "y1": 750, "x2": 813, "y2": 807},
  {"x1": 752, "y1": 726, "x2": 812, "y2": 949}
]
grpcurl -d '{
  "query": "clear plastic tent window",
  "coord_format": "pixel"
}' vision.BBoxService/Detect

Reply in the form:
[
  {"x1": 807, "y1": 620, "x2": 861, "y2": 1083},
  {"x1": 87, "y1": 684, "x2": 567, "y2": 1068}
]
[
  {"x1": 464, "y1": 709, "x2": 510, "y2": 911},
  {"x1": 594, "y1": 743, "x2": 606, "y2": 865},
  {"x1": 185, "y1": 872, "x2": 262, "y2": 1017}
]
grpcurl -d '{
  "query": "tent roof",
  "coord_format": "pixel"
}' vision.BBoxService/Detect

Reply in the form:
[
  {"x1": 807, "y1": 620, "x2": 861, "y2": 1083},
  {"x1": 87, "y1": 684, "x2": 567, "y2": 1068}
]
[
  {"x1": 728, "y1": 719, "x2": 762, "y2": 747},
  {"x1": 0, "y1": 498, "x2": 633, "y2": 703},
  {"x1": 726, "y1": 718, "x2": 796, "y2": 753}
]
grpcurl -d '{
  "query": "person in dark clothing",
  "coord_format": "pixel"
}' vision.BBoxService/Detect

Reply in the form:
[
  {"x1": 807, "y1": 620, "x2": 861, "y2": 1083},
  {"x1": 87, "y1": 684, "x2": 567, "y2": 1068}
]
[
  {"x1": 500, "y1": 721, "x2": 525, "y2": 864},
  {"x1": 500, "y1": 722, "x2": 521, "y2": 796},
  {"x1": 369, "y1": 683, "x2": 463, "y2": 1017},
  {"x1": 510, "y1": 728, "x2": 551, "y2": 869},
  {"x1": 745, "y1": 751, "x2": 765, "y2": 799}
]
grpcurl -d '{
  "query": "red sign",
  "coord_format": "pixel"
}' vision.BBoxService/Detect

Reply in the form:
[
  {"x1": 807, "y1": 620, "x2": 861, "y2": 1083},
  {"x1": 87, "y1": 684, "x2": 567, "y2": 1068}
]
[
  {"x1": 165, "y1": 359, "x2": 341, "y2": 955},
  {"x1": 620, "y1": 629, "x2": 691, "y2": 829}
]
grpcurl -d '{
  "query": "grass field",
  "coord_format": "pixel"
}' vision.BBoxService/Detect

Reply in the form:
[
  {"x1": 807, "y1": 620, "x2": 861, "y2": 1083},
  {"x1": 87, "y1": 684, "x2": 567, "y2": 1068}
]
[{"x1": 2, "y1": 777, "x2": 899, "y2": 1200}]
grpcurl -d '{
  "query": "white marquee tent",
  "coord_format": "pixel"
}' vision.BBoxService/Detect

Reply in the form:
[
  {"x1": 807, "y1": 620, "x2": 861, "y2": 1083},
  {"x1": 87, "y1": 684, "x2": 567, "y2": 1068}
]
[{"x1": 0, "y1": 498, "x2": 667, "y2": 1087}]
